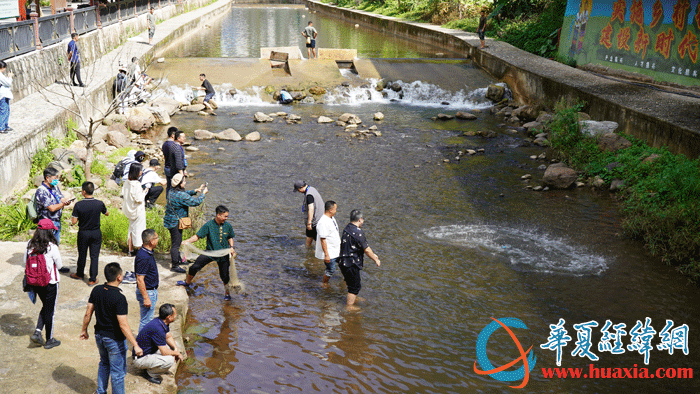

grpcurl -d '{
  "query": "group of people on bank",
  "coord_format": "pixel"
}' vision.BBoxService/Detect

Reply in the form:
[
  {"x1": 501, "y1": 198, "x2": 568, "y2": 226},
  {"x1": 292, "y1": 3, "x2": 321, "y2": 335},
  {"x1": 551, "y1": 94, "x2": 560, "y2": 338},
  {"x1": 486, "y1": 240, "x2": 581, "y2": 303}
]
[{"x1": 24, "y1": 121, "x2": 382, "y2": 392}]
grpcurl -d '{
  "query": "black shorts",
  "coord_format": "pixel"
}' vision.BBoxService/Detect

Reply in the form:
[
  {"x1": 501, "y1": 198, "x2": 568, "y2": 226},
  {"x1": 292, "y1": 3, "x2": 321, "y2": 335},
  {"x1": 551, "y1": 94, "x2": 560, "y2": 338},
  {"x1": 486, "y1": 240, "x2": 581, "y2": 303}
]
[
  {"x1": 306, "y1": 39, "x2": 316, "y2": 48},
  {"x1": 305, "y1": 225, "x2": 317, "y2": 240},
  {"x1": 339, "y1": 261, "x2": 361, "y2": 295},
  {"x1": 478, "y1": 30, "x2": 485, "y2": 40}
]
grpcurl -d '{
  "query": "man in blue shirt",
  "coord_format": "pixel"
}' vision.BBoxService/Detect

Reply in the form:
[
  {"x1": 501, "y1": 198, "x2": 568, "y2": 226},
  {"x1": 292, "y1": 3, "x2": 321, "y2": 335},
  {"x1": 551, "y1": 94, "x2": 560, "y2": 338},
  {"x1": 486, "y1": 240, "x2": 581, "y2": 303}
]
[
  {"x1": 135, "y1": 229, "x2": 160, "y2": 332},
  {"x1": 67, "y1": 33, "x2": 84, "y2": 87},
  {"x1": 35, "y1": 166, "x2": 73, "y2": 247},
  {"x1": 134, "y1": 304, "x2": 184, "y2": 384}
]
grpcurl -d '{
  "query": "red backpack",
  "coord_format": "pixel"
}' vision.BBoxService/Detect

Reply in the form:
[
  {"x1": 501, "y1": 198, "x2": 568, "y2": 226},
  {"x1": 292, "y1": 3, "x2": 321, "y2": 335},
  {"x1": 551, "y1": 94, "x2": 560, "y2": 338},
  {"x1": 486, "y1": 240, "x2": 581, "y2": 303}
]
[{"x1": 25, "y1": 249, "x2": 54, "y2": 287}]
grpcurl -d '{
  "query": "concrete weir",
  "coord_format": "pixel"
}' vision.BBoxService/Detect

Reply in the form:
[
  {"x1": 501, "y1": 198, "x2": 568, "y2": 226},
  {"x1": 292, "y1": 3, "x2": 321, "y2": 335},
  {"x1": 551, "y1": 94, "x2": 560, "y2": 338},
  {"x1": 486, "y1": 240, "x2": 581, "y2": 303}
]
[
  {"x1": 305, "y1": 0, "x2": 700, "y2": 158},
  {"x1": 0, "y1": 0, "x2": 232, "y2": 201}
]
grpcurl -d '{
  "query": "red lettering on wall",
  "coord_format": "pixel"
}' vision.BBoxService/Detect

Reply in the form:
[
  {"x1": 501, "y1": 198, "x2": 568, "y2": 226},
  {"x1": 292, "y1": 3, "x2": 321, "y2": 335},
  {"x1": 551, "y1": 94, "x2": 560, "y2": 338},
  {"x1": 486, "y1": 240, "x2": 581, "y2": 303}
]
[
  {"x1": 600, "y1": 22, "x2": 614, "y2": 49},
  {"x1": 630, "y1": 0, "x2": 644, "y2": 27},
  {"x1": 650, "y1": 0, "x2": 664, "y2": 28},
  {"x1": 678, "y1": 30, "x2": 699, "y2": 63},
  {"x1": 634, "y1": 27, "x2": 650, "y2": 58},
  {"x1": 617, "y1": 26, "x2": 632, "y2": 50},
  {"x1": 672, "y1": 0, "x2": 690, "y2": 31},
  {"x1": 654, "y1": 28, "x2": 675, "y2": 59},
  {"x1": 612, "y1": 0, "x2": 627, "y2": 23}
]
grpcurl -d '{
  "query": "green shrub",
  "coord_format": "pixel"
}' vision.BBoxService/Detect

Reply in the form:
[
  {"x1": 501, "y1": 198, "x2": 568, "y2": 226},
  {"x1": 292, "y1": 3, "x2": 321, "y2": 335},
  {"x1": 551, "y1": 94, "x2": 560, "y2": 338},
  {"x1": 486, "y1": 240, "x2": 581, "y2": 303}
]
[
  {"x1": 549, "y1": 101, "x2": 700, "y2": 281},
  {"x1": 91, "y1": 159, "x2": 111, "y2": 177},
  {"x1": 0, "y1": 201, "x2": 35, "y2": 240}
]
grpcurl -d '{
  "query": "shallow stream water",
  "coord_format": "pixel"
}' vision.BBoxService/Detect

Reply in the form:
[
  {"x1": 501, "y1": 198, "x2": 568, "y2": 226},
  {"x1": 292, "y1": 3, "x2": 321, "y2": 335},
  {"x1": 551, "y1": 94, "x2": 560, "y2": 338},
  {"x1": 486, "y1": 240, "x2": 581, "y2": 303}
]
[{"x1": 154, "y1": 6, "x2": 700, "y2": 393}]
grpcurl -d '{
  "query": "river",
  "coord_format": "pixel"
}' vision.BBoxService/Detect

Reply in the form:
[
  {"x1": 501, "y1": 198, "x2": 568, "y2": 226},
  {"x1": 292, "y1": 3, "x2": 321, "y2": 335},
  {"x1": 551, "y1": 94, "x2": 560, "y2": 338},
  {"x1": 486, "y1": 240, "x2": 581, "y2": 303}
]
[{"x1": 153, "y1": 5, "x2": 700, "y2": 393}]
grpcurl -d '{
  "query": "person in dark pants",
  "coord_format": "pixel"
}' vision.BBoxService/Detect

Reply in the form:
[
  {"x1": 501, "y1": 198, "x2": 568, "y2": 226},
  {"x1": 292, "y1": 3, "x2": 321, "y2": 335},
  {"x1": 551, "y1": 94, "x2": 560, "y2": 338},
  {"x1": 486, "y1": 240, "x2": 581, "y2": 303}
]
[
  {"x1": 178, "y1": 205, "x2": 236, "y2": 300},
  {"x1": 196, "y1": 73, "x2": 215, "y2": 110},
  {"x1": 163, "y1": 173, "x2": 206, "y2": 273},
  {"x1": 477, "y1": 10, "x2": 488, "y2": 49},
  {"x1": 26, "y1": 219, "x2": 63, "y2": 349},
  {"x1": 135, "y1": 229, "x2": 160, "y2": 332},
  {"x1": 164, "y1": 130, "x2": 187, "y2": 195},
  {"x1": 70, "y1": 181, "x2": 109, "y2": 285},
  {"x1": 67, "y1": 33, "x2": 84, "y2": 87},
  {"x1": 161, "y1": 127, "x2": 178, "y2": 194},
  {"x1": 140, "y1": 159, "x2": 165, "y2": 208},
  {"x1": 338, "y1": 209, "x2": 381, "y2": 311}
]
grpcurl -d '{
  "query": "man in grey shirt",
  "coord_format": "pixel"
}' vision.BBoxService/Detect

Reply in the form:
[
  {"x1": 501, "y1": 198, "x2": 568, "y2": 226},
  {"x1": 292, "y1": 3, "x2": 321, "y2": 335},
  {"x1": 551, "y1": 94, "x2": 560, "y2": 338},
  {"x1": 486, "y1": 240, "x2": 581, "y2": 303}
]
[
  {"x1": 294, "y1": 181, "x2": 324, "y2": 247},
  {"x1": 302, "y1": 21, "x2": 318, "y2": 59},
  {"x1": 147, "y1": 7, "x2": 156, "y2": 45}
]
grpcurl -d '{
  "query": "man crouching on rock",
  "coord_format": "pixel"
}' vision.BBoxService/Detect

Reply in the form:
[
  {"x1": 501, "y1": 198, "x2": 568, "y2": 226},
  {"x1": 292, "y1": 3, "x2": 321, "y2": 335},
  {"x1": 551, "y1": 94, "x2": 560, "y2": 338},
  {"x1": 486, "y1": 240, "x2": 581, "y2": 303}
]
[{"x1": 133, "y1": 303, "x2": 185, "y2": 384}]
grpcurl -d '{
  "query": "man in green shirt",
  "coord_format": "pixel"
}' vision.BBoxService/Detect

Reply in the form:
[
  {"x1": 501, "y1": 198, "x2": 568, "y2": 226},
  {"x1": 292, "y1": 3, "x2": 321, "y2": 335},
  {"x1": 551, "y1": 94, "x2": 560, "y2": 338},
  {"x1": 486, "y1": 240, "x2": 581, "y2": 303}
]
[{"x1": 177, "y1": 205, "x2": 236, "y2": 300}]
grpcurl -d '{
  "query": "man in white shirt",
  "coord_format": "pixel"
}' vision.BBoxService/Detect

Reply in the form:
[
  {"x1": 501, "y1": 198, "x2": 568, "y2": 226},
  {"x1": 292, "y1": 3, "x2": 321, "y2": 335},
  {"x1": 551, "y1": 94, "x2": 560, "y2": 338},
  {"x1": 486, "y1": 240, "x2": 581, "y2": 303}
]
[
  {"x1": 140, "y1": 159, "x2": 166, "y2": 209},
  {"x1": 315, "y1": 200, "x2": 340, "y2": 285}
]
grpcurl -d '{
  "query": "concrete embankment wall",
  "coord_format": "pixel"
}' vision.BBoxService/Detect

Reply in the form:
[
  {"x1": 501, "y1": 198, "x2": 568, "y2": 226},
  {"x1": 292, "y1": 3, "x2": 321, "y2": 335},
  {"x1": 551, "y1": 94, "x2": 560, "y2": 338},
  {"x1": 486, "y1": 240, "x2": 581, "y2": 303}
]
[
  {"x1": 305, "y1": 0, "x2": 700, "y2": 158},
  {"x1": 0, "y1": 0, "x2": 232, "y2": 200}
]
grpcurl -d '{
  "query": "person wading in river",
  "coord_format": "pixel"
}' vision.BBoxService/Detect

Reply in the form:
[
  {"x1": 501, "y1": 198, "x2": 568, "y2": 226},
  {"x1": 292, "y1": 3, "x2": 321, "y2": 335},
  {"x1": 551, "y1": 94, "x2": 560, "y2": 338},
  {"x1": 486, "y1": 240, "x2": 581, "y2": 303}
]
[
  {"x1": 338, "y1": 209, "x2": 381, "y2": 310},
  {"x1": 294, "y1": 181, "x2": 324, "y2": 247}
]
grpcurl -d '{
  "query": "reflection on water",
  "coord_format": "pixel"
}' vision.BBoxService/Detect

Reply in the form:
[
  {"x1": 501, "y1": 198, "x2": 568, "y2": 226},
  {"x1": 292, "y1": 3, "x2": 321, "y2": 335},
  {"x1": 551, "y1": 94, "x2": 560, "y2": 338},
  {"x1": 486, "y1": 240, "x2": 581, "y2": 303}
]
[{"x1": 161, "y1": 5, "x2": 462, "y2": 58}]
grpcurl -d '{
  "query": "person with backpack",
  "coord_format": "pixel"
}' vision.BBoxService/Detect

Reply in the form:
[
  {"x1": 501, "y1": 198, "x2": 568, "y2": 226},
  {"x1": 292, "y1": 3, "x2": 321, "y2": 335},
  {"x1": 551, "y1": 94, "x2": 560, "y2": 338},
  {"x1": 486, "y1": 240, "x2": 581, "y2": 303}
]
[
  {"x1": 140, "y1": 159, "x2": 165, "y2": 209},
  {"x1": 26, "y1": 219, "x2": 64, "y2": 349},
  {"x1": 111, "y1": 150, "x2": 146, "y2": 186}
]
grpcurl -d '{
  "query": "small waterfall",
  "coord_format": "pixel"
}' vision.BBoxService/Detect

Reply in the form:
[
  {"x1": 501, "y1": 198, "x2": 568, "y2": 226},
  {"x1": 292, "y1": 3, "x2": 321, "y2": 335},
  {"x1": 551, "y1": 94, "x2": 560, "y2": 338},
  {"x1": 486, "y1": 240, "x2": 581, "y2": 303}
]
[{"x1": 424, "y1": 224, "x2": 609, "y2": 276}]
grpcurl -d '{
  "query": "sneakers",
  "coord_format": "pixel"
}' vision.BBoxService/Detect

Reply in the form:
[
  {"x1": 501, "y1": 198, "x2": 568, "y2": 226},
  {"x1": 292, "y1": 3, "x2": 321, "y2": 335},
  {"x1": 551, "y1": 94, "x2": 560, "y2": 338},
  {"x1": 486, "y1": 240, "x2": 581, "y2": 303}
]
[
  {"x1": 70, "y1": 273, "x2": 83, "y2": 280},
  {"x1": 170, "y1": 265, "x2": 186, "y2": 274},
  {"x1": 141, "y1": 370, "x2": 162, "y2": 384},
  {"x1": 58, "y1": 267, "x2": 70, "y2": 273},
  {"x1": 88, "y1": 280, "x2": 98, "y2": 286},
  {"x1": 30, "y1": 331, "x2": 45, "y2": 346},
  {"x1": 44, "y1": 338, "x2": 61, "y2": 349},
  {"x1": 176, "y1": 280, "x2": 190, "y2": 287},
  {"x1": 122, "y1": 271, "x2": 137, "y2": 284}
]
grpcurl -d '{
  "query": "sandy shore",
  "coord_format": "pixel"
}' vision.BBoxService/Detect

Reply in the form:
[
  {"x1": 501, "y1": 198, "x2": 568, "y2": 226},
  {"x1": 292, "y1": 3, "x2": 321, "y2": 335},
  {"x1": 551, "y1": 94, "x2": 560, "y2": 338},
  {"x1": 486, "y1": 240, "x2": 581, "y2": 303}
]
[{"x1": 0, "y1": 241, "x2": 189, "y2": 394}]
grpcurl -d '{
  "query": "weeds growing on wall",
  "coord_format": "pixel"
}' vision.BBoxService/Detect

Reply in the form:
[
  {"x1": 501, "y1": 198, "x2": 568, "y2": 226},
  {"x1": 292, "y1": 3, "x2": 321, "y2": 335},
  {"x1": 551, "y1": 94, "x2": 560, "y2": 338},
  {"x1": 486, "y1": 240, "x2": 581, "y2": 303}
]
[{"x1": 549, "y1": 101, "x2": 700, "y2": 281}]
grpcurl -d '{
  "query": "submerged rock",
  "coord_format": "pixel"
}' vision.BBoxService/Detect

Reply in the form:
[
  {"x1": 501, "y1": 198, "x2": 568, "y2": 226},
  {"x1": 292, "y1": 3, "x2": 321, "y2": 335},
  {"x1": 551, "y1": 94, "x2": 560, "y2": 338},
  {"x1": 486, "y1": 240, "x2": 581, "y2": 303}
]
[
  {"x1": 317, "y1": 116, "x2": 334, "y2": 123},
  {"x1": 244, "y1": 132, "x2": 261, "y2": 142},
  {"x1": 543, "y1": 165, "x2": 578, "y2": 189},
  {"x1": 486, "y1": 84, "x2": 505, "y2": 101},
  {"x1": 436, "y1": 113, "x2": 454, "y2": 120},
  {"x1": 215, "y1": 129, "x2": 242, "y2": 141},
  {"x1": 374, "y1": 112, "x2": 384, "y2": 121},
  {"x1": 254, "y1": 112, "x2": 274, "y2": 123},
  {"x1": 194, "y1": 129, "x2": 215, "y2": 140},
  {"x1": 456, "y1": 111, "x2": 477, "y2": 120}
]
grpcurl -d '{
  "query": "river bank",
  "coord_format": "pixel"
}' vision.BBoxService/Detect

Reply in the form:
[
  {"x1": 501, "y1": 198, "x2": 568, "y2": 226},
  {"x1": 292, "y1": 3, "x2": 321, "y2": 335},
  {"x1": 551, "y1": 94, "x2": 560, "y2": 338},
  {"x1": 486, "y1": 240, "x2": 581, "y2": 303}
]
[{"x1": 0, "y1": 241, "x2": 188, "y2": 394}]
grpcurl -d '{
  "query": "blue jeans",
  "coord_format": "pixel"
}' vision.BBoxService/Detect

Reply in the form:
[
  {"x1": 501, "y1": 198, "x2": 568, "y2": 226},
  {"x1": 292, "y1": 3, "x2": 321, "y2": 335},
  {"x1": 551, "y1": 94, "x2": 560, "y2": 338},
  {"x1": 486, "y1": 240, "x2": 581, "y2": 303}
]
[
  {"x1": 204, "y1": 92, "x2": 215, "y2": 102},
  {"x1": 95, "y1": 333, "x2": 127, "y2": 394},
  {"x1": 136, "y1": 289, "x2": 158, "y2": 332},
  {"x1": 0, "y1": 97, "x2": 10, "y2": 130},
  {"x1": 52, "y1": 220, "x2": 61, "y2": 245},
  {"x1": 324, "y1": 258, "x2": 338, "y2": 277}
]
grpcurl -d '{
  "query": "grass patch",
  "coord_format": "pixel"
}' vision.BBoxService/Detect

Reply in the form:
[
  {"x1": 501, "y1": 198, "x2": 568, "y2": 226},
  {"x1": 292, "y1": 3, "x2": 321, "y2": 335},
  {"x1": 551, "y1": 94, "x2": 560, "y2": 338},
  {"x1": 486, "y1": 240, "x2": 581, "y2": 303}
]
[{"x1": 549, "y1": 101, "x2": 700, "y2": 281}]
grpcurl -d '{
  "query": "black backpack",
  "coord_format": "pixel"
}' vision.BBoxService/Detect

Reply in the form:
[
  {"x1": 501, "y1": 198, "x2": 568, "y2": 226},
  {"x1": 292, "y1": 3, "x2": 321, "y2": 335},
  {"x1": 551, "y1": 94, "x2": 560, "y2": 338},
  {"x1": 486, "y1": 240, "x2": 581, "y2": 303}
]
[{"x1": 112, "y1": 159, "x2": 128, "y2": 180}]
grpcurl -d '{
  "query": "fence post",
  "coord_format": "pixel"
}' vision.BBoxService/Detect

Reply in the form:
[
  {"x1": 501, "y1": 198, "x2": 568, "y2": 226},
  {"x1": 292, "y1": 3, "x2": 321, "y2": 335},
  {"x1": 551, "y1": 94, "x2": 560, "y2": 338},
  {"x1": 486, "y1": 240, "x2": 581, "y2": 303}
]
[
  {"x1": 134, "y1": 0, "x2": 137, "y2": 16},
  {"x1": 118, "y1": 3, "x2": 122, "y2": 22},
  {"x1": 31, "y1": 12, "x2": 41, "y2": 50},
  {"x1": 67, "y1": 7, "x2": 75, "y2": 33},
  {"x1": 96, "y1": 5, "x2": 102, "y2": 28}
]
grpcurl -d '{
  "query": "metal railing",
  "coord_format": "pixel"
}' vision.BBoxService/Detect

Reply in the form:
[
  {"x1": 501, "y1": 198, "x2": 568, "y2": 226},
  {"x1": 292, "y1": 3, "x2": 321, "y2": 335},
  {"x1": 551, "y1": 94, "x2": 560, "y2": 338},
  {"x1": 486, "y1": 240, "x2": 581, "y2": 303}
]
[
  {"x1": 38, "y1": 13, "x2": 72, "y2": 47},
  {"x1": 0, "y1": 20, "x2": 36, "y2": 60},
  {"x1": 0, "y1": 0, "x2": 179, "y2": 61}
]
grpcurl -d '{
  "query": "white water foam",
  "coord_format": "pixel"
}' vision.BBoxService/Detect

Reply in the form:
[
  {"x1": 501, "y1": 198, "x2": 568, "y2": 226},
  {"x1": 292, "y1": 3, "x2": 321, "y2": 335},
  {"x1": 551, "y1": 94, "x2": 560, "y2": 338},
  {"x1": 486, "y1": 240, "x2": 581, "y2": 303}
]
[
  {"x1": 157, "y1": 79, "x2": 493, "y2": 109},
  {"x1": 424, "y1": 224, "x2": 608, "y2": 276}
]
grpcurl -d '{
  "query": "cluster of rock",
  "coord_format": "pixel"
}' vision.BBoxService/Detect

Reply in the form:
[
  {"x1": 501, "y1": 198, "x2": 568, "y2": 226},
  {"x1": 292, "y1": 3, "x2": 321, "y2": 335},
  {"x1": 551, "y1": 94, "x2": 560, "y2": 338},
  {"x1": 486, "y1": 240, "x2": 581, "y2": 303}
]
[
  {"x1": 434, "y1": 111, "x2": 479, "y2": 121},
  {"x1": 193, "y1": 128, "x2": 260, "y2": 142},
  {"x1": 267, "y1": 86, "x2": 328, "y2": 105},
  {"x1": 317, "y1": 112, "x2": 384, "y2": 139}
]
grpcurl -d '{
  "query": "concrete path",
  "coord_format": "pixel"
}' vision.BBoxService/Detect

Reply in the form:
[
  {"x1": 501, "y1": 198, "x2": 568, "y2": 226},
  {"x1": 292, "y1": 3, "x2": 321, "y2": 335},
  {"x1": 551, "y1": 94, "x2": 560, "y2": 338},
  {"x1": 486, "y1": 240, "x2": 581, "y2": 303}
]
[{"x1": 0, "y1": 241, "x2": 189, "y2": 394}]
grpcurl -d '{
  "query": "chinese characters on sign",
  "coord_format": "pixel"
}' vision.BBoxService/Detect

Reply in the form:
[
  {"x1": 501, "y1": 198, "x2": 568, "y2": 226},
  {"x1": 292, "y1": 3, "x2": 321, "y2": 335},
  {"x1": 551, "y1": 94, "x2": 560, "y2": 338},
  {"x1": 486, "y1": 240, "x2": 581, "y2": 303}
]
[{"x1": 540, "y1": 318, "x2": 689, "y2": 365}]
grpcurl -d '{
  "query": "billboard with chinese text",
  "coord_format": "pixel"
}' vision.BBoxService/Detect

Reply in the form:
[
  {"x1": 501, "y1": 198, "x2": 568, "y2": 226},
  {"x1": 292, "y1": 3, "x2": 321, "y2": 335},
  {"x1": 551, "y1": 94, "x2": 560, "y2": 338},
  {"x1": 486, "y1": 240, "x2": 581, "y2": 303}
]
[{"x1": 560, "y1": 0, "x2": 700, "y2": 86}]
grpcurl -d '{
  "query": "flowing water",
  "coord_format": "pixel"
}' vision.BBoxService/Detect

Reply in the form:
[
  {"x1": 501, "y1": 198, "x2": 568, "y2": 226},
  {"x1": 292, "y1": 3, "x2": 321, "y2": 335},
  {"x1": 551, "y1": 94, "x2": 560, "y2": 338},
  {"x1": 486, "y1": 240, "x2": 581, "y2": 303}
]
[{"x1": 155, "y1": 6, "x2": 700, "y2": 393}]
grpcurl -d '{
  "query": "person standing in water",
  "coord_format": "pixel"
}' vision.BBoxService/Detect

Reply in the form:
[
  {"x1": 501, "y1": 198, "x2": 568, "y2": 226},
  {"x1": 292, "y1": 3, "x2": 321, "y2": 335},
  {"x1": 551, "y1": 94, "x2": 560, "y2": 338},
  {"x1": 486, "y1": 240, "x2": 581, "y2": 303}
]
[{"x1": 338, "y1": 209, "x2": 381, "y2": 310}]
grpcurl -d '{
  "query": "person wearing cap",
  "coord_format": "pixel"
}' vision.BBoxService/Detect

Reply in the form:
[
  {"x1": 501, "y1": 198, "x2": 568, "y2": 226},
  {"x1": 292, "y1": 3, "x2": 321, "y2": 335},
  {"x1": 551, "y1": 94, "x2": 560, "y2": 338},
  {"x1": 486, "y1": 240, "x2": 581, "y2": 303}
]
[
  {"x1": 121, "y1": 150, "x2": 146, "y2": 184},
  {"x1": 26, "y1": 219, "x2": 64, "y2": 349},
  {"x1": 34, "y1": 166, "x2": 73, "y2": 246},
  {"x1": 140, "y1": 159, "x2": 166, "y2": 209},
  {"x1": 163, "y1": 173, "x2": 207, "y2": 273},
  {"x1": 70, "y1": 181, "x2": 109, "y2": 285},
  {"x1": 293, "y1": 181, "x2": 324, "y2": 247},
  {"x1": 123, "y1": 163, "x2": 148, "y2": 257}
]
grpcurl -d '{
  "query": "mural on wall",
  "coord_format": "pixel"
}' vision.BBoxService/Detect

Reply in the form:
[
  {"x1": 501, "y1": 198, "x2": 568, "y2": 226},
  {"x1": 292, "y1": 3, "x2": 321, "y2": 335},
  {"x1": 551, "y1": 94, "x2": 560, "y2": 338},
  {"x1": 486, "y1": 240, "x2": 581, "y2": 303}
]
[{"x1": 560, "y1": 0, "x2": 700, "y2": 86}]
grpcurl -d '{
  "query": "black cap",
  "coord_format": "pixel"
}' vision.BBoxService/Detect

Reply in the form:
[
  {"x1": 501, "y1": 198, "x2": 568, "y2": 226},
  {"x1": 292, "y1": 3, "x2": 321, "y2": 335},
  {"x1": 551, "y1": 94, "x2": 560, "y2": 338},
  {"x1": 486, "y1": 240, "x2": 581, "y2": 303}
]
[
  {"x1": 135, "y1": 151, "x2": 146, "y2": 162},
  {"x1": 149, "y1": 158, "x2": 160, "y2": 167},
  {"x1": 294, "y1": 181, "x2": 306, "y2": 191}
]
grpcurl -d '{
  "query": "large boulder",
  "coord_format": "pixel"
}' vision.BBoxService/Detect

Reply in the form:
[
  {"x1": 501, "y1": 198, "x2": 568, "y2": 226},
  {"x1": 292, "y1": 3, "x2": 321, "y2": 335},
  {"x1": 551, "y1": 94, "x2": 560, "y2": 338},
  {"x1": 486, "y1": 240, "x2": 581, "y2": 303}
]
[
  {"x1": 580, "y1": 120, "x2": 619, "y2": 137},
  {"x1": 244, "y1": 131, "x2": 261, "y2": 142},
  {"x1": 486, "y1": 84, "x2": 505, "y2": 102},
  {"x1": 318, "y1": 116, "x2": 334, "y2": 123},
  {"x1": 102, "y1": 113, "x2": 127, "y2": 126},
  {"x1": 291, "y1": 91, "x2": 306, "y2": 101},
  {"x1": 512, "y1": 105, "x2": 540, "y2": 120},
  {"x1": 598, "y1": 133, "x2": 632, "y2": 152},
  {"x1": 182, "y1": 104, "x2": 206, "y2": 112},
  {"x1": 216, "y1": 128, "x2": 242, "y2": 141},
  {"x1": 105, "y1": 131, "x2": 129, "y2": 148},
  {"x1": 436, "y1": 113, "x2": 455, "y2": 120},
  {"x1": 148, "y1": 106, "x2": 171, "y2": 125},
  {"x1": 150, "y1": 96, "x2": 181, "y2": 116},
  {"x1": 455, "y1": 111, "x2": 477, "y2": 120},
  {"x1": 308, "y1": 86, "x2": 327, "y2": 95},
  {"x1": 194, "y1": 129, "x2": 215, "y2": 140},
  {"x1": 543, "y1": 165, "x2": 578, "y2": 189},
  {"x1": 338, "y1": 113, "x2": 362, "y2": 124},
  {"x1": 108, "y1": 123, "x2": 130, "y2": 137},
  {"x1": 254, "y1": 112, "x2": 274, "y2": 123},
  {"x1": 126, "y1": 107, "x2": 155, "y2": 132}
]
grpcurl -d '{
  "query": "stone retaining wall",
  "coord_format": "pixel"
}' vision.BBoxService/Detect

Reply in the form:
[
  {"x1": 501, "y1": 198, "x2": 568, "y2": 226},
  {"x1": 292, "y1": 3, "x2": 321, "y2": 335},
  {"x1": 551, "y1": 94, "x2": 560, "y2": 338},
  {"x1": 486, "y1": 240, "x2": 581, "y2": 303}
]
[{"x1": 305, "y1": 0, "x2": 700, "y2": 158}]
